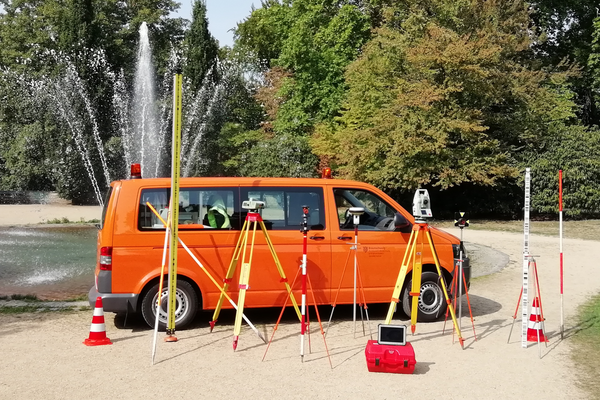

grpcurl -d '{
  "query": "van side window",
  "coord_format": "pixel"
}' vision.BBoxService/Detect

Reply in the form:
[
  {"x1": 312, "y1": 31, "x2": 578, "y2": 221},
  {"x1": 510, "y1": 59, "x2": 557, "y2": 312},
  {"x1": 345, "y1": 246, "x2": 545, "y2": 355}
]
[
  {"x1": 240, "y1": 187, "x2": 325, "y2": 230},
  {"x1": 334, "y1": 188, "x2": 397, "y2": 231},
  {"x1": 138, "y1": 188, "x2": 237, "y2": 230}
]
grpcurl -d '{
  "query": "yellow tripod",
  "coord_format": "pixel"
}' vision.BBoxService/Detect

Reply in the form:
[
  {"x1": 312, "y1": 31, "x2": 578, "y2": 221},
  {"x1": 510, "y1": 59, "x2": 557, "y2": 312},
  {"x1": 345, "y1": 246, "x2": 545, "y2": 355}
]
[
  {"x1": 210, "y1": 203, "x2": 302, "y2": 350},
  {"x1": 384, "y1": 222, "x2": 464, "y2": 348}
]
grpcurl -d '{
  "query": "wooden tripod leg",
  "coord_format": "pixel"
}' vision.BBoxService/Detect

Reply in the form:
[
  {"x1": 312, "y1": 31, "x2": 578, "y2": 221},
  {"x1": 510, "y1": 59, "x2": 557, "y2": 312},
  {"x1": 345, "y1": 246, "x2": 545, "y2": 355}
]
[
  {"x1": 211, "y1": 219, "x2": 248, "y2": 330},
  {"x1": 233, "y1": 221, "x2": 258, "y2": 350},
  {"x1": 384, "y1": 227, "x2": 418, "y2": 324}
]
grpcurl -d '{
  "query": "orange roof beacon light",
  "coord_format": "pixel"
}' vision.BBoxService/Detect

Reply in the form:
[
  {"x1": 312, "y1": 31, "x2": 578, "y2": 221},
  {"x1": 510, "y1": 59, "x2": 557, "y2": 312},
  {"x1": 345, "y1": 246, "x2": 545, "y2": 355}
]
[
  {"x1": 322, "y1": 167, "x2": 332, "y2": 179},
  {"x1": 130, "y1": 163, "x2": 142, "y2": 179}
]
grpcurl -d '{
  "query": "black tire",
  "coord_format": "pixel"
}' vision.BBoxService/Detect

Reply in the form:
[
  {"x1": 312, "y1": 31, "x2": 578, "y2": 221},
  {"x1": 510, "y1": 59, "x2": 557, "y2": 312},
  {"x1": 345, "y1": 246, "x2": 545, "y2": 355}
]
[
  {"x1": 141, "y1": 280, "x2": 199, "y2": 330},
  {"x1": 402, "y1": 271, "x2": 448, "y2": 322}
]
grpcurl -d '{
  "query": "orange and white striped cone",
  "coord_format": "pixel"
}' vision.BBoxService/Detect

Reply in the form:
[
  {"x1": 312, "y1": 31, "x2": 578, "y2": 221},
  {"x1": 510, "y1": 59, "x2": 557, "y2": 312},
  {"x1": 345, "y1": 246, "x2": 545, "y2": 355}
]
[
  {"x1": 83, "y1": 296, "x2": 113, "y2": 346},
  {"x1": 527, "y1": 297, "x2": 548, "y2": 342}
]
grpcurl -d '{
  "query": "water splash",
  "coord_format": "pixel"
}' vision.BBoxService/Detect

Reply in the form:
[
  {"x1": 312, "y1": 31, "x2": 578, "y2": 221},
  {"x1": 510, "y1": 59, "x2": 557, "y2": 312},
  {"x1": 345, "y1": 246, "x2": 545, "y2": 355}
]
[
  {"x1": 129, "y1": 22, "x2": 162, "y2": 179},
  {"x1": 0, "y1": 22, "x2": 234, "y2": 204}
]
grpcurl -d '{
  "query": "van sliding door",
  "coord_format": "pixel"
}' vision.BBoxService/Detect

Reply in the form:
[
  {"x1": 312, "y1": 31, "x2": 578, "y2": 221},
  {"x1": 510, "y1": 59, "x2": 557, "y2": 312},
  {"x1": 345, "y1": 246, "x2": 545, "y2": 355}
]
[{"x1": 237, "y1": 186, "x2": 332, "y2": 308}]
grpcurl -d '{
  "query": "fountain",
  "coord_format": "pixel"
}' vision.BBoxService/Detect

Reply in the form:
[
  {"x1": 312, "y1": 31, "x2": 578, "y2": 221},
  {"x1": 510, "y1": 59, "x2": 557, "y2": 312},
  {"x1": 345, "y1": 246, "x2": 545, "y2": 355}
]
[
  {"x1": 0, "y1": 21, "x2": 233, "y2": 206},
  {"x1": 127, "y1": 22, "x2": 162, "y2": 179}
]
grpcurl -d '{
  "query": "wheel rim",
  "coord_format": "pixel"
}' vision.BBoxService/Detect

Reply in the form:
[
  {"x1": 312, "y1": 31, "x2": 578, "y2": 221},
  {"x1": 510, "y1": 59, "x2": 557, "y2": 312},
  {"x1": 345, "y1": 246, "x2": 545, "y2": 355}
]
[
  {"x1": 152, "y1": 287, "x2": 189, "y2": 324},
  {"x1": 418, "y1": 282, "x2": 442, "y2": 315}
]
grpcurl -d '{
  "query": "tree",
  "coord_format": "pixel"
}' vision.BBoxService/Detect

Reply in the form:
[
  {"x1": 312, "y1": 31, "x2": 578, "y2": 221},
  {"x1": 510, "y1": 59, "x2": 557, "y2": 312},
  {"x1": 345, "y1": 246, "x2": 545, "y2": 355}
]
[
  {"x1": 312, "y1": 0, "x2": 578, "y2": 194},
  {"x1": 235, "y1": 0, "x2": 371, "y2": 137},
  {"x1": 531, "y1": 0, "x2": 599, "y2": 126},
  {"x1": 183, "y1": 0, "x2": 219, "y2": 92}
]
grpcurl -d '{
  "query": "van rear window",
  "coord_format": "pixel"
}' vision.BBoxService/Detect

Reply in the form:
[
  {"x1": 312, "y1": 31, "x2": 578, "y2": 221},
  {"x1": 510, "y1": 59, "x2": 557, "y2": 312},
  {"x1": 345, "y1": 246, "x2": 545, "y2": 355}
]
[
  {"x1": 138, "y1": 188, "x2": 237, "y2": 230},
  {"x1": 100, "y1": 186, "x2": 113, "y2": 229}
]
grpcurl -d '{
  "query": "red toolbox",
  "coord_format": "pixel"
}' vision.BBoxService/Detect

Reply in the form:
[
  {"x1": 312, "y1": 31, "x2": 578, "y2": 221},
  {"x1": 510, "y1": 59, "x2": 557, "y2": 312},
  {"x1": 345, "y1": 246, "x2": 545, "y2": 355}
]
[{"x1": 365, "y1": 340, "x2": 416, "y2": 374}]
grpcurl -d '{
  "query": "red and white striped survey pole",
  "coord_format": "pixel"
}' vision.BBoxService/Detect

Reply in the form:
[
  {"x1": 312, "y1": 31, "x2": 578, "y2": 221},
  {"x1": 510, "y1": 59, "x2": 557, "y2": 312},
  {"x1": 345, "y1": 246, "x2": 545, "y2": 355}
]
[
  {"x1": 559, "y1": 170, "x2": 564, "y2": 339},
  {"x1": 522, "y1": 167, "x2": 531, "y2": 348},
  {"x1": 300, "y1": 206, "x2": 309, "y2": 362}
]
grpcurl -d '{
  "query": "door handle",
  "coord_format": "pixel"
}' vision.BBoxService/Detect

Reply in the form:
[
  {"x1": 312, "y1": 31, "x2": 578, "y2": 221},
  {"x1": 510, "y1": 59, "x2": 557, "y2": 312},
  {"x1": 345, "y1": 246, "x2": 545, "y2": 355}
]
[
  {"x1": 310, "y1": 236, "x2": 325, "y2": 240},
  {"x1": 337, "y1": 236, "x2": 352, "y2": 241}
]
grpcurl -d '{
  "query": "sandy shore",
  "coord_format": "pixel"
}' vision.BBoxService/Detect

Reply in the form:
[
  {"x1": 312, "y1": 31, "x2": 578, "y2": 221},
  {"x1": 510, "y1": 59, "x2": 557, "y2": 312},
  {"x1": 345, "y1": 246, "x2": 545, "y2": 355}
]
[
  {"x1": 0, "y1": 204, "x2": 102, "y2": 226},
  {"x1": 0, "y1": 205, "x2": 597, "y2": 399}
]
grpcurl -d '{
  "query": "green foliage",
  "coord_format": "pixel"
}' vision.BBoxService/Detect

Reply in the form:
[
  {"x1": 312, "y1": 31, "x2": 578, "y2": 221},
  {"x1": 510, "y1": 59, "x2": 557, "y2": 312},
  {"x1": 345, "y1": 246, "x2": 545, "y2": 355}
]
[
  {"x1": 236, "y1": 0, "x2": 372, "y2": 137},
  {"x1": 238, "y1": 133, "x2": 319, "y2": 177},
  {"x1": 527, "y1": 124, "x2": 600, "y2": 216},
  {"x1": 590, "y1": 16, "x2": 600, "y2": 112},
  {"x1": 312, "y1": 0, "x2": 578, "y2": 194},
  {"x1": 532, "y1": 0, "x2": 599, "y2": 126},
  {"x1": 183, "y1": 0, "x2": 219, "y2": 92}
]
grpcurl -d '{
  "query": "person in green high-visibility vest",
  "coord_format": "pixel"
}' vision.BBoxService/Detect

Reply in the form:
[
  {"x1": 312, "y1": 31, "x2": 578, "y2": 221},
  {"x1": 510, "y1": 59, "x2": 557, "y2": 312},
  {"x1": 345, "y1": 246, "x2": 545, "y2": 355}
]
[{"x1": 206, "y1": 194, "x2": 231, "y2": 229}]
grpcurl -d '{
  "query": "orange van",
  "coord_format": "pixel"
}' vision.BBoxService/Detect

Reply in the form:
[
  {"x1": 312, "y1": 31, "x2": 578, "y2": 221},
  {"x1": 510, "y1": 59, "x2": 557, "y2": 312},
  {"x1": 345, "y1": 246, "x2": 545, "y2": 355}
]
[{"x1": 89, "y1": 172, "x2": 470, "y2": 329}]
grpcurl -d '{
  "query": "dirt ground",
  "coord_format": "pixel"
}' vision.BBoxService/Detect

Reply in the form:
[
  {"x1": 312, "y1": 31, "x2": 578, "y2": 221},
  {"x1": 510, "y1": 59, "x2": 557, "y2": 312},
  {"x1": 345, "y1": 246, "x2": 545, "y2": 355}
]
[{"x1": 0, "y1": 205, "x2": 597, "y2": 399}]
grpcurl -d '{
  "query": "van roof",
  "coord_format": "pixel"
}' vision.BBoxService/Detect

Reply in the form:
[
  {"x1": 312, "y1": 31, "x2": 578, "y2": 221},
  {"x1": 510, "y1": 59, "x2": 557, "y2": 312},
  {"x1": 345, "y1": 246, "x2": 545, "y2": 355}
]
[{"x1": 114, "y1": 176, "x2": 376, "y2": 188}]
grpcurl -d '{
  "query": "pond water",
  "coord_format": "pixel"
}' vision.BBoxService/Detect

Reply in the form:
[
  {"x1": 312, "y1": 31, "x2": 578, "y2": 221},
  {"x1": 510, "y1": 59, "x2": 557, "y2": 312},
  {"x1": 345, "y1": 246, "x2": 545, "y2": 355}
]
[{"x1": 0, "y1": 225, "x2": 96, "y2": 300}]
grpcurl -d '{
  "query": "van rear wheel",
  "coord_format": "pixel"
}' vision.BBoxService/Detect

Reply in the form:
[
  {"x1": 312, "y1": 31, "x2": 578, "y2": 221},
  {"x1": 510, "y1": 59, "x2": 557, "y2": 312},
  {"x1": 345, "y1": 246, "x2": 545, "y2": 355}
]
[
  {"x1": 141, "y1": 280, "x2": 198, "y2": 330},
  {"x1": 401, "y1": 271, "x2": 447, "y2": 322}
]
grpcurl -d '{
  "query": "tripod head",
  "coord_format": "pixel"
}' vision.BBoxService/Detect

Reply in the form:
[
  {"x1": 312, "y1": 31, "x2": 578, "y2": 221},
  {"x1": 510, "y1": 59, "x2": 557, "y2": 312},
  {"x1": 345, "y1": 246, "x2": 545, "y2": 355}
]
[{"x1": 242, "y1": 199, "x2": 265, "y2": 212}]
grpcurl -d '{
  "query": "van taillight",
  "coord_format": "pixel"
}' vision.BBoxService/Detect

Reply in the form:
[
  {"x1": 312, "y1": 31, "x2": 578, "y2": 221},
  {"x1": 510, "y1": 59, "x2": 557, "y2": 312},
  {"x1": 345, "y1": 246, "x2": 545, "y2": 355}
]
[
  {"x1": 100, "y1": 247, "x2": 112, "y2": 271},
  {"x1": 130, "y1": 163, "x2": 142, "y2": 179}
]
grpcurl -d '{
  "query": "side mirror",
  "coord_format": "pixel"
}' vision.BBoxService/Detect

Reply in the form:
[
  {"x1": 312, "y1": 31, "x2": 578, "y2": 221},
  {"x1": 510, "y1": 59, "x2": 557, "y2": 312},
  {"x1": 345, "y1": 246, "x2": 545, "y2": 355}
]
[{"x1": 394, "y1": 213, "x2": 411, "y2": 231}]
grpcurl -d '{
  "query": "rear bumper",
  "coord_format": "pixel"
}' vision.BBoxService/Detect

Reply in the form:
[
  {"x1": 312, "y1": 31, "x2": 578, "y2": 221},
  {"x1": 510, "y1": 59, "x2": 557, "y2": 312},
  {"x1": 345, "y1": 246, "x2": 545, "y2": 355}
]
[{"x1": 88, "y1": 286, "x2": 139, "y2": 313}]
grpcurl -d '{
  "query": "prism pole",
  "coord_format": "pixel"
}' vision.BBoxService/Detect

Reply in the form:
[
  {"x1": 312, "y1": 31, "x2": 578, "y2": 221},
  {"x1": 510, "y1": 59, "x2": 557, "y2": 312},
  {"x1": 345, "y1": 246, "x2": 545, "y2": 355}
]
[
  {"x1": 559, "y1": 169, "x2": 564, "y2": 340},
  {"x1": 300, "y1": 206, "x2": 309, "y2": 361}
]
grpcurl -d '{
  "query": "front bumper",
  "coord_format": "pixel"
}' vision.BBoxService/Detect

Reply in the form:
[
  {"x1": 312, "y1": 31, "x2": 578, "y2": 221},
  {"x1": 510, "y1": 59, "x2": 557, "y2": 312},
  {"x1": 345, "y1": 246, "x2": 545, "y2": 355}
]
[{"x1": 88, "y1": 286, "x2": 139, "y2": 313}]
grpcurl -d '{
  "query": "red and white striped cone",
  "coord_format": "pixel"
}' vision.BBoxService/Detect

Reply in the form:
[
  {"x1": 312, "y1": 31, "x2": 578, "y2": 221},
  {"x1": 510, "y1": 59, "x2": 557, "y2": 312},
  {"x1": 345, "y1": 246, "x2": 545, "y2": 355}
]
[
  {"x1": 83, "y1": 297, "x2": 113, "y2": 346},
  {"x1": 527, "y1": 297, "x2": 548, "y2": 342}
]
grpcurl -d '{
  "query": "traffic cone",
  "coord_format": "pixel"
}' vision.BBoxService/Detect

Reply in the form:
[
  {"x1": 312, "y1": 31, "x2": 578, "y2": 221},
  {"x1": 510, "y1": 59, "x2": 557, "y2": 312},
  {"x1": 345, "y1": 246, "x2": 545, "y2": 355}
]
[
  {"x1": 527, "y1": 297, "x2": 548, "y2": 342},
  {"x1": 83, "y1": 297, "x2": 113, "y2": 346}
]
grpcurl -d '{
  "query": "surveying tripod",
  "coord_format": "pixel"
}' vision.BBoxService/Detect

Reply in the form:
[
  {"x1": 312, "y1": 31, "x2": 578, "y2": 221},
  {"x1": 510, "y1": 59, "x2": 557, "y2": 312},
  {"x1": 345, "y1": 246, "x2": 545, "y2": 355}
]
[
  {"x1": 262, "y1": 206, "x2": 332, "y2": 367},
  {"x1": 384, "y1": 221, "x2": 464, "y2": 348},
  {"x1": 210, "y1": 200, "x2": 302, "y2": 350}
]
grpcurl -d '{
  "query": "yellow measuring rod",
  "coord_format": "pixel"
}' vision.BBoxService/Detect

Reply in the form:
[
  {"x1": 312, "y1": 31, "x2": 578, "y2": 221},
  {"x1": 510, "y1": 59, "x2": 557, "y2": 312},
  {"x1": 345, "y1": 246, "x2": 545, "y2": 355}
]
[{"x1": 166, "y1": 71, "x2": 183, "y2": 340}]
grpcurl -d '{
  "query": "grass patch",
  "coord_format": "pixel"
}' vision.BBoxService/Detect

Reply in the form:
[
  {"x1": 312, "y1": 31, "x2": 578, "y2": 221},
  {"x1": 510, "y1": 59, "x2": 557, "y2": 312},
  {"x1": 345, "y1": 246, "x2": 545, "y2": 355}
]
[
  {"x1": 0, "y1": 304, "x2": 85, "y2": 314},
  {"x1": 571, "y1": 294, "x2": 600, "y2": 400},
  {"x1": 0, "y1": 294, "x2": 40, "y2": 302},
  {"x1": 63, "y1": 294, "x2": 89, "y2": 302},
  {"x1": 431, "y1": 219, "x2": 600, "y2": 242}
]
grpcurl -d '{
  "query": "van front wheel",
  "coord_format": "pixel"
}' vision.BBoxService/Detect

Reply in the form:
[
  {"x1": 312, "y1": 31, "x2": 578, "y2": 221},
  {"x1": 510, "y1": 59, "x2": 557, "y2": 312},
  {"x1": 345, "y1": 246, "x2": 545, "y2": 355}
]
[
  {"x1": 141, "y1": 280, "x2": 198, "y2": 330},
  {"x1": 401, "y1": 271, "x2": 447, "y2": 322}
]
